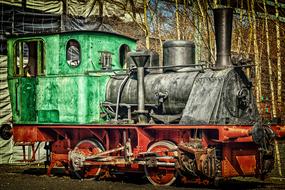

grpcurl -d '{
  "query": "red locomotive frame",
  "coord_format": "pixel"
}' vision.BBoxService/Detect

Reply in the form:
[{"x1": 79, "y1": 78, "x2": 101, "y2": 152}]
[{"x1": 11, "y1": 124, "x2": 285, "y2": 185}]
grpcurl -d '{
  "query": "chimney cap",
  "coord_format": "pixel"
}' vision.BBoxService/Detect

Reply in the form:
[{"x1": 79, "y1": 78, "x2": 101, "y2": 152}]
[{"x1": 128, "y1": 51, "x2": 150, "y2": 68}]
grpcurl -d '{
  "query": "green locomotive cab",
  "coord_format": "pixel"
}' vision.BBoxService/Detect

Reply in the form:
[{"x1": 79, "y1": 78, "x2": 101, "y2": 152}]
[{"x1": 7, "y1": 31, "x2": 136, "y2": 124}]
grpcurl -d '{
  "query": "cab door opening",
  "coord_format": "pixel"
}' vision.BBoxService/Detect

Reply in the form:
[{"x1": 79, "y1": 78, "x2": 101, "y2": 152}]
[{"x1": 14, "y1": 40, "x2": 44, "y2": 122}]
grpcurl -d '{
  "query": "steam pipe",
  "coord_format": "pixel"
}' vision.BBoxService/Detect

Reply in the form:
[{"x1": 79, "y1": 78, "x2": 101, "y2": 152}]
[{"x1": 213, "y1": 8, "x2": 233, "y2": 68}]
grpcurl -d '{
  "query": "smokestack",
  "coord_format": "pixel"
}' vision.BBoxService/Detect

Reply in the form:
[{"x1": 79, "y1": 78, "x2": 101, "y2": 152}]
[
  {"x1": 213, "y1": 8, "x2": 233, "y2": 68},
  {"x1": 129, "y1": 51, "x2": 150, "y2": 124}
]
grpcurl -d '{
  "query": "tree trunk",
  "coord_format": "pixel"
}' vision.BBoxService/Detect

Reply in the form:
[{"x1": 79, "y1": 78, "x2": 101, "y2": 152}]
[
  {"x1": 246, "y1": 0, "x2": 253, "y2": 78},
  {"x1": 205, "y1": 1, "x2": 212, "y2": 62},
  {"x1": 175, "y1": 0, "x2": 181, "y2": 40},
  {"x1": 263, "y1": 0, "x2": 277, "y2": 118},
  {"x1": 251, "y1": 0, "x2": 262, "y2": 111},
  {"x1": 156, "y1": 14, "x2": 163, "y2": 65},
  {"x1": 237, "y1": 0, "x2": 243, "y2": 54},
  {"x1": 213, "y1": 0, "x2": 218, "y2": 8},
  {"x1": 196, "y1": 0, "x2": 209, "y2": 62},
  {"x1": 275, "y1": 0, "x2": 282, "y2": 115},
  {"x1": 144, "y1": 0, "x2": 150, "y2": 49}
]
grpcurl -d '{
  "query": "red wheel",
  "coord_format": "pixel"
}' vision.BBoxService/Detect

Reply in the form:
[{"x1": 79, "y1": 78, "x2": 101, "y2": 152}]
[
  {"x1": 144, "y1": 140, "x2": 177, "y2": 186},
  {"x1": 71, "y1": 139, "x2": 104, "y2": 179}
]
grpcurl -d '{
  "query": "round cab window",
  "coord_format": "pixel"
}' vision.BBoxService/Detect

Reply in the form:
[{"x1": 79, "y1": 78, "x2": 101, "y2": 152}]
[{"x1": 66, "y1": 40, "x2": 81, "y2": 67}]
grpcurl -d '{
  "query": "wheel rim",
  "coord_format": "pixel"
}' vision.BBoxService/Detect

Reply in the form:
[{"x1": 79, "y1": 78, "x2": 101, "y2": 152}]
[
  {"x1": 144, "y1": 141, "x2": 177, "y2": 186},
  {"x1": 71, "y1": 139, "x2": 104, "y2": 179}
]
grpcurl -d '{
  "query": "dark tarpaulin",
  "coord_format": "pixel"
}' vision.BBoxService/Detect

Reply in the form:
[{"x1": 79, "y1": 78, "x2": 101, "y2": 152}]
[
  {"x1": 62, "y1": 15, "x2": 115, "y2": 33},
  {"x1": 0, "y1": 4, "x2": 114, "y2": 39},
  {"x1": 0, "y1": 4, "x2": 60, "y2": 37}
]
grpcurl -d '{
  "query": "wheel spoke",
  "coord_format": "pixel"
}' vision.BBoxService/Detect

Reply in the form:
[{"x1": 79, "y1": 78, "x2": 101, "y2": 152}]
[
  {"x1": 70, "y1": 139, "x2": 104, "y2": 179},
  {"x1": 144, "y1": 140, "x2": 177, "y2": 186}
]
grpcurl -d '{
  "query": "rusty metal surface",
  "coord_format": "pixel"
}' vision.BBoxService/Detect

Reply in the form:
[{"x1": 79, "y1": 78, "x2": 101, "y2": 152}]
[
  {"x1": 13, "y1": 124, "x2": 256, "y2": 144},
  {"x1": 271, "y1": 125, "x2": 285, "y2": 138},
  {"x1": 11, "y1": 123, "x2": 268, "y2": 181}
]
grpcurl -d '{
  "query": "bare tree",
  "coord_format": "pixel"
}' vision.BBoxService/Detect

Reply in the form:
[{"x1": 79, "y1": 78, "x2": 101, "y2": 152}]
[
  {"x1": 144, "y1": 0, "x2": 150, "y2": 49},
  {"x1": 251, "y1": 0, "x2": 262, "y2": 111},
  {"x1": 175, "y1": 0, "x2": 181, "y2": 39},
  {"x1": 263, "y1": 0, "x2": 277, "y2": 118},
  {"x1": 274, "y1": 0, "x2": 283, "y2": 115}
]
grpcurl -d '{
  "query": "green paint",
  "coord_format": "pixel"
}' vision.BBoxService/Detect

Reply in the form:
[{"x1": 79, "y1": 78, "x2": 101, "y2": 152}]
[{"x1": 7, "y1": 31, "x2": 136, "y2": 124}]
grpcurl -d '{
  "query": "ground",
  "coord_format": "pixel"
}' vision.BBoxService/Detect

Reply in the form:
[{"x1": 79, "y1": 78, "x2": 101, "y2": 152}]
[{"x1": 0, "y1": 164, "x2": 285, "y2": 190}]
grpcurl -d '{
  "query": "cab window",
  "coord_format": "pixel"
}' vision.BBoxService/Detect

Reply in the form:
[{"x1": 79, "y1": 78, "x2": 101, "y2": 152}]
[
  {"x1": 119, "y1": 44, "x2": 130, "y2": 68},
  {"x1": 66, "y1": 39, "x2": 81, "y2": 67},
  {"x1": 14, "y1": 40, "x2": 45, "y2": 76}
]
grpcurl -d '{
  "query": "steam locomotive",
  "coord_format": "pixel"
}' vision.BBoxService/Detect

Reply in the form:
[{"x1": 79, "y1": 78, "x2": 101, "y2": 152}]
[{"x1": 0, "y1": 8, "x2": 282, "y2": 186}]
